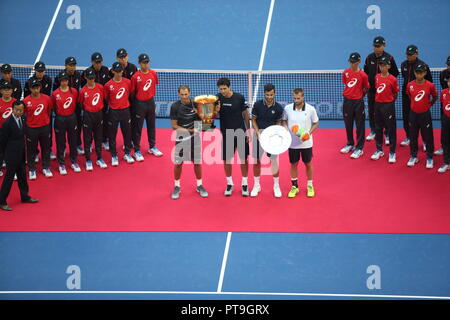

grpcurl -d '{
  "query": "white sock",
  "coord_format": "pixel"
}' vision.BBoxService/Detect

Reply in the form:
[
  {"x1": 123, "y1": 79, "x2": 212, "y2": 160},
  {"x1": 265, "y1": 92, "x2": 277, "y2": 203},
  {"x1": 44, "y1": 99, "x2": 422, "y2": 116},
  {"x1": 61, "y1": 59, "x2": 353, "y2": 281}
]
[
  {"x1": 254, "y1": 176, "x2": 260, "y2": 185},
  {"x1": 196, "y1": 179, "x2": 202, "y2": 187},
  {"x1": 242, "y1": 176, "x2": 248, "y2": 186},
  {"x1": 307, "y1": 180, "x2": 313, "y2": 186},
  {"x1": 174, "y1": 179, "x2": 180, "y2": 187},
  {"x1": 226, "y1": 176, "x2": 233, "y2": 185},
  {"x1": 273, "y1": 177, "x2": 279, "y2": 186}
]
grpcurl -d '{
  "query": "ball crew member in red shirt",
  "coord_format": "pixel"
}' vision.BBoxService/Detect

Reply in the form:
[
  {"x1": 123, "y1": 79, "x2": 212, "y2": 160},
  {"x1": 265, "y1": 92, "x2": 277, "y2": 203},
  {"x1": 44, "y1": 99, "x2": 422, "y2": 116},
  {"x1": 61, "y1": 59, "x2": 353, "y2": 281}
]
[
  {"x1": 23, "y1": 79, "x2": 53, "y2": 179},
  {"x1": 130, "y1": 53, "x2": 162, "y2": 161},
  {"x1": 78, "y1": 67, "x2": 107, "y2": 170},
  {"x1": 371, "y1": 56, "x2": 400, "y2": 163},
  {"x1": 104, "y1": 62, "x2": 135, "y2": 166},
  {"x1": 437, "y1": 77, "x2": 450, "y2": 173},
  {"x1": 340, "y1": 52, "x2": 370, "y2": 159},
  {"x1": 52, "y1": 72, "x2": 80, "y2": 175},
  {"x1": 0, "y1": 81, "x2": 16, "y2": 176},
  {"x1": 406, "y1": 64, "x2": 438, "y2": 168}
]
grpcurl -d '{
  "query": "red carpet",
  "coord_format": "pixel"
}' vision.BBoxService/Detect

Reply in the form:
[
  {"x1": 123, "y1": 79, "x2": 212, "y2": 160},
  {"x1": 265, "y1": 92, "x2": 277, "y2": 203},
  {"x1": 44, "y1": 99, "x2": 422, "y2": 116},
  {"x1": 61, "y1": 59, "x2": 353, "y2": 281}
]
[{"x1": 0, "y1": 128, "x2": 448, "y2": 234}]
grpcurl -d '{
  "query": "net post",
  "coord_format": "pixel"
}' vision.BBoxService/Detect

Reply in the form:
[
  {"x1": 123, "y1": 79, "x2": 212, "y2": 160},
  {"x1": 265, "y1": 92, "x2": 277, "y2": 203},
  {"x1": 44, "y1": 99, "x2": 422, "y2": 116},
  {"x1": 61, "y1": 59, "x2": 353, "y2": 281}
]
[{"x1": 248, "y1": 71, "x2": 253, "y2": 113}]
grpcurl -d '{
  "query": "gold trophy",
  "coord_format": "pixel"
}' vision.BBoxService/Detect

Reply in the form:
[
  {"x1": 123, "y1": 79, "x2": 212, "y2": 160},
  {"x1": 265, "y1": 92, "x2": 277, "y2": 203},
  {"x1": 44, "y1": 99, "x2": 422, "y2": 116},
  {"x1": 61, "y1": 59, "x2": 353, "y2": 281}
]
[{"x1": 194, "y1": 94, "x2": 218, "y2": 131}]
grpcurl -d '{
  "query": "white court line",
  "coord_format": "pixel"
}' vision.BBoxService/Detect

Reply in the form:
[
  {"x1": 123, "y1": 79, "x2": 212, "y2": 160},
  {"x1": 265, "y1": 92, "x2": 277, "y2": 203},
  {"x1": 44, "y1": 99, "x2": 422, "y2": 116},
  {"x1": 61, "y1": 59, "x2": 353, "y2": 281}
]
[
  {"x1": 251, "y1": 0, "x2": 275, "y2": 106},
  {"x1": 27, "y1": 0, "x2": 64, "y2": 80},
  {"x1": 217, "y1": 232, "x2": 232, "y2": 292},
  {"x1": 0, "y1": 290, "x2": 449, "y2": 300}
]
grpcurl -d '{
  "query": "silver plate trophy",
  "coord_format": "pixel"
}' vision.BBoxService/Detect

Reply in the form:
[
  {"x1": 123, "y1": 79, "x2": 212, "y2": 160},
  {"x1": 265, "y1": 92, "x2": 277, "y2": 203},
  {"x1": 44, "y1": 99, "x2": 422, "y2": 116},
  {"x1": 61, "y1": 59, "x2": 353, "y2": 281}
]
[{"x1": 194, "y1": 94, "x2": 218, "y2": 131}]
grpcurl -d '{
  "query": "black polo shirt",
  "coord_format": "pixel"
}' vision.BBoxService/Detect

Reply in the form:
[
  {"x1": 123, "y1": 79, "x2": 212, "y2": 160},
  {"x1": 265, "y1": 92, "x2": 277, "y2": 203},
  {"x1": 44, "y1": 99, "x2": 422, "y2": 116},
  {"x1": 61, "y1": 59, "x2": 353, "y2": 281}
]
[
  {"x1": 81, "y1": 65, "x2": 111, "y2": 87},
  {"x1": 400, "y1": 58, "x2": 433, "y2": 93},
  {"x1": 170, "y1": 99, "x2": 199, "y2": 130},
  {"x1": 217, "y1": 92, "x2": 247, "y2": 131},
  {"x1": 0, "y1": 78, "x2": 22, "y2": 100},
  {"x1": 440, "y1": 69, "x2": 450, "y2": 89},
  {"x1": 364, "y1": 51, "x2": 399, "y2": 91},
  {"x1": 53, "y1": 70, "x2": 82, "y2": 91},
  {"x1": 24, "y1": 74, "x2": 52, "y2": 97},
  {"x1": 251, "y1": 99, "x2": 284, "y2": 129},
  {"x1": 108, "y1": 62, "x2": 138, "y2": 80}
]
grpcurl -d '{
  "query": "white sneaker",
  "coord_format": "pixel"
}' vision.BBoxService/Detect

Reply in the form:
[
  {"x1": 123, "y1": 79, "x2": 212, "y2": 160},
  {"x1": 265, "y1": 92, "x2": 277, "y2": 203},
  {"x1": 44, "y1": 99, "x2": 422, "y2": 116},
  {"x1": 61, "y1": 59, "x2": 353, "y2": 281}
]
[
  {"x1": 426, "y1": 158, "x2": 434, "y2": 169},
  {"x1": 434, "y1": 148, "x2": 443, "y2": 156},
  {"x1": 371, "y1": 150, "x2": 384, "y2": 160},
  {"x1": 400, "y1": 138, "x2": 410, "y2": 146},
  {"x1": 102, "y1": 142, "x2": 109, "y2": 151},
  {"x1": 29, "y1": 170, "x2": 37, "y2": 180},
  {"x1": 50, "y1": 152, "x2": 57, "y2": 160},
  {"x1": 388, "y1": 152, "x2": 396, "y2": 163},
  {"x1": 407, "y1": 157, "x2": 419, "y2": 167},
  {"x1": 86, "y1": 161, "x2": 93, "y2": 171},
  {"x1": 35, "y1": 155, "x2": 39, "y2": 163},
  {"x1": 437, "y1": 163, "x2": 449, "y2": 173},
  {"x1": 59, "y1": 165, "x2": 67, "y2": 175},
  {"x1": 250, "y1": 184, "x2": 261, "y2": 197},
  {"x1": 13, "y1": 174, "x2": 17, "y2": 180},
  {"x1": 366, "y1": 132, "x2": 376, "y2": 141},
  {"x1": 385, "y1": 136, "x2": 390, "y2": 146},
  {"x1": 42, "y1": 168, "x2": 53, "y2": 178},
  {"x1": 71, "y1": 163, "x2": 81, "y2": 172},
  {"x1": 149, "y1": 146, "x2": 163, "y2": 157},
  {"x1": 0, "y1": 170, "x2": 3, "y2": 177},
  {"x1": 423, "y1": 144, "x2": 427, "y2": 152},
  {"x1": 96, "y1": 159, "x2": 108, "y2": 169},
  {"x1": 133, "y1": 151, "x2": 145, "y2": 162},
  {"x1": 77, "y1": 146, "x2": 85, "y2": 155},
  {"x1": 350, "y1": 148, "x2": 363, "y2": 159},
  {"x1": 273, "y1": 185, "x2": 282, "y2": 198},
  {"x1": 124, "y1": 154, "x2": 135, "y2": 164},
  {"x1": 111, "y1": 156, "x2": 119, "y2": 166},
  {"x1": 340, "y1": 145, "x2": 354, "y2": 154}
]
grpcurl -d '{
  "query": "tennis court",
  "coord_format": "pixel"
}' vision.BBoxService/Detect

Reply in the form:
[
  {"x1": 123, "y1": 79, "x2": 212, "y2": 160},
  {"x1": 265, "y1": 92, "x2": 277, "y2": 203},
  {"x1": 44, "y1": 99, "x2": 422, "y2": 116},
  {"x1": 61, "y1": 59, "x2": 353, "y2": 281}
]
[{"x1": 0, "y1": 0, "x2": 449, "y2": 302}]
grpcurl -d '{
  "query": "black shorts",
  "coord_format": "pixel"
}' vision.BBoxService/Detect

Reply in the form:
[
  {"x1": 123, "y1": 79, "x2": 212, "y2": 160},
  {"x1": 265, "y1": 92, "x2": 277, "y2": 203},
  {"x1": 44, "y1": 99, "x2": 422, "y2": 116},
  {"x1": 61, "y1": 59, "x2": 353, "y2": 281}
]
[
  {"x1": 221, "y1": 129, "x2": 249, "y2": 162},
  {"x1": 174, "y1": 134, "x2": 201, "y2": 164},
  {"x1": 288, "y1": 147, "x2": 313, "y2": 164}
]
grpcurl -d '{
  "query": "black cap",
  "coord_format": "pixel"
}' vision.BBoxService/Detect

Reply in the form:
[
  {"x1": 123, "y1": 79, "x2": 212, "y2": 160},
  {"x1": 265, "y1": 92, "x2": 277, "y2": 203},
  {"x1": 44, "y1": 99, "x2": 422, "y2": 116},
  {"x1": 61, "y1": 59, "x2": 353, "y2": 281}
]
[
  {"x1": 373, "y1": 36, "x2": 386, "y2": 47},
  {"x1": 414, "y1": 64, "x2": 426, "y2": 72},
  {"x1": 138, "y1": 53, "x2": 150, "y2": 63},
  {"x1": 379, "y1": 55, "x2": 391, "y2": 65},
  {"x1": 0, "y1": 81, "x2": 12, "y2": 89},
  {"x1": 34, "y1": 61, "x2": 46, "y2": 71},
  {"x1": 348, "y1": 52, "x2": 361, "y2": 63},
  {"x1": 30, "y1": 78, "x2": 42, "y2": 88},
  {"x1": 116, "y1": 48, "x2": 128, "y2": 58},
  {"x1": 58, "y1": 71, "x2": 69, "y2": 81},
  {"x1": 65, "y1": 57, "x2": 77, "y2": 65},
  {"x1": 446, "y1": 56, "x2": 450, "y2": 65},
  {"x1": 111, "y1": 62, "x2": 124, "y2": 72},
  {"x1": 0, "y1": 64, "x2": 12, "y2": 73},
  {"x1": 91, "y1": 52, "x2": 103, "y2": 62},
  {"x1": 406, "y1": 45, "x2": 418, "y2": 55},
  {"x1": 84, "y1": 67, "x2": 96, "y2": 79}
]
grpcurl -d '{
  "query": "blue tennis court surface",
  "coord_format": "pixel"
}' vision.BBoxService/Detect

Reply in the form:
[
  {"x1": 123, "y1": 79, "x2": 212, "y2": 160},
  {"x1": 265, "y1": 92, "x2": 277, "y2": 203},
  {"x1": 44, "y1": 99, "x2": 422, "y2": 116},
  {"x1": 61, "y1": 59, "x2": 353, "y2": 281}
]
[{"x1": 0, "y1": 0, "x2": 449, "y2": 303}]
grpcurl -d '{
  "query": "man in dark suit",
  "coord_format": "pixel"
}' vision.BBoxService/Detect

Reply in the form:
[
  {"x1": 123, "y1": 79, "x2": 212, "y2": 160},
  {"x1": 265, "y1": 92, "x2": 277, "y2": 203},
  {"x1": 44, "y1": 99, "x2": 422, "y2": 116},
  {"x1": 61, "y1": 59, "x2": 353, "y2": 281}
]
[{"x1": 0, "y1": 100, "x2": 39, "y2": 211}]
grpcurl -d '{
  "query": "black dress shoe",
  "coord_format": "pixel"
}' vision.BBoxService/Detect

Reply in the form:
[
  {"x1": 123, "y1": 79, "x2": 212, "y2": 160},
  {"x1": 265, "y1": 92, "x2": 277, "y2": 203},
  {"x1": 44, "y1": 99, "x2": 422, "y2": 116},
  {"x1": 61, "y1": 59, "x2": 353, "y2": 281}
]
[
  {"x1": 22, "y1": 198, "x2": 39, "y2": 204},
  {"x1": 0, "y1": 204, "x2": 12, "y2": 211}
]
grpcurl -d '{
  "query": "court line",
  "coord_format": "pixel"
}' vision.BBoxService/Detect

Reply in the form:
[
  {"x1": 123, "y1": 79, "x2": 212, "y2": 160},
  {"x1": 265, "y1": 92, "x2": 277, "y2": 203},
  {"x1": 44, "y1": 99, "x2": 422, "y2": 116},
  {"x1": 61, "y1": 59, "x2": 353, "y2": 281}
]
[
  {"x1": 252, "y1": 0, "x2": 276, "y2": 106},
  {"x1": 217, "y1": 232, "x2": 232, "y2": 292},
  {"x1": 27, "y1": 0, "x2": 64, "y2": 82},
  {"x1": 0, "y1": 290, "x2": 449, "y2": 300}
]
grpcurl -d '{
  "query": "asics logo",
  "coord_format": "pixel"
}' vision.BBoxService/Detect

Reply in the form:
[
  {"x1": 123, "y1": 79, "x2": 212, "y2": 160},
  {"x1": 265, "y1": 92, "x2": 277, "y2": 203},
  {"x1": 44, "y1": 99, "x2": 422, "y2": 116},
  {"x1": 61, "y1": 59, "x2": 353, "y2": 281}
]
[
  {"x1": 116, "y1": 87, "x2": 126, "y2": 99},
  {"x1": 445, "y1": 103, "x2": 450, "y2": 111},
  {"x1": 34, "y1": 104, "x2": 45, "y2": 116},
  {"x1": 414, "y1": 90, "x2": 425, "y2": 102},
  {"x1": 377, "y1": 83, "x2": 386, "y2": 93},
  {"x1": 2, "y1": 107, "x2": 12, "y2": 119},
  {"x1": 63, "y1": 97, "x2": 73, "y2": 109},
  {"x1": 143, "y1": 79, "x2": 152, "y2": 91},
  {"x1": 92, "y1": 93, "x2": 100, "y2": 106},
  {"x1": 347, "y1": 78, "x2": 358, "y2": 88}
]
